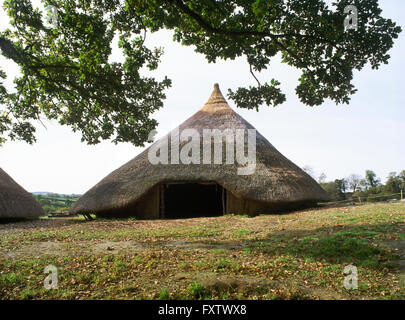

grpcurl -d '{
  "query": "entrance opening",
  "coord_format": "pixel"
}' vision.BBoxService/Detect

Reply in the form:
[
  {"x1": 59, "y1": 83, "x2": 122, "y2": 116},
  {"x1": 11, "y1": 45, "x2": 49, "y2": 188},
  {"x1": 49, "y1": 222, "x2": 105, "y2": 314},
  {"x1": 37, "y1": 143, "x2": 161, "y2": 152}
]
[{"x1": 162, "y1": 182, "x2": 225, "y2": 218}]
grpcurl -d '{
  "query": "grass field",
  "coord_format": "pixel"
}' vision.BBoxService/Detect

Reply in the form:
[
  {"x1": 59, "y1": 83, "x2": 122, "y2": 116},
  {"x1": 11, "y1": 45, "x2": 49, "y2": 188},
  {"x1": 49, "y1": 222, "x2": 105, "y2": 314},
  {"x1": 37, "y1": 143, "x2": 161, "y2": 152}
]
[{"x1": 1, "y1": 202, "x2": 404, "y2": 300}]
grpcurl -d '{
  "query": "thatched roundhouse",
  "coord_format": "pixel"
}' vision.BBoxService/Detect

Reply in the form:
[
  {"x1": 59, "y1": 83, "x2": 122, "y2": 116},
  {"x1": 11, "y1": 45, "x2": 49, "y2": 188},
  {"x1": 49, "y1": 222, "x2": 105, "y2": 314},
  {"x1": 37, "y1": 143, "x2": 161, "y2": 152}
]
[
  {"x1": 72, "y1": 84, "x2": 329, "y2": 218},
  {"x1": 0, "y1": 168, "x2": 44, "y2": 218}
]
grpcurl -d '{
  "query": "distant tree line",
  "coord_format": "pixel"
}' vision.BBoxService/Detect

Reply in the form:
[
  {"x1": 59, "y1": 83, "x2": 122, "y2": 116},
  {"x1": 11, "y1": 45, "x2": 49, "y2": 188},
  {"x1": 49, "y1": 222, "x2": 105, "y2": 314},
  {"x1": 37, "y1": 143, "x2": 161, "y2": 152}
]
[{"x1": 302, "y1": 167, "x2": 405, "y2": 203}]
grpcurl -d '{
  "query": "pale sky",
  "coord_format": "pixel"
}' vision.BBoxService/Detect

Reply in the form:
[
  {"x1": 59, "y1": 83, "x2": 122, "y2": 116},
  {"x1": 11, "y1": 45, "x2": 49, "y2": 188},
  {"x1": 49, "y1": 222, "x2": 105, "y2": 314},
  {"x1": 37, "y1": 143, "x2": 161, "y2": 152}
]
[{"x1": 0, "y1": 1, "x2": 404, "y2": 194}]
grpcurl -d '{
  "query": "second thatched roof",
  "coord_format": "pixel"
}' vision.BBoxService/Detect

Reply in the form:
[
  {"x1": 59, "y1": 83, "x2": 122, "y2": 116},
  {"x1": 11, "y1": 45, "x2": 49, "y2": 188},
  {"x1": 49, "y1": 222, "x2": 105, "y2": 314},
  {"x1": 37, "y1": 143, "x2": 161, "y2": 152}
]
[{"x1": 0, "y1": 168, "x2": 44, "y2": 218}]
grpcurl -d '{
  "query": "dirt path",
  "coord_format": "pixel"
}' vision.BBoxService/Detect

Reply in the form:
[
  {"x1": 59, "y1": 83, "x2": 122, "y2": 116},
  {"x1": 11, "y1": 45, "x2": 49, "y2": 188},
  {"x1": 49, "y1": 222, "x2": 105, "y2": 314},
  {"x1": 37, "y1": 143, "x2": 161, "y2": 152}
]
[
  {"x1": 0, "y1": 239, "x2": 249, "y2": 259},
  {"x1": 384, "y1": 240, "x2": 405, "y2": 285}
]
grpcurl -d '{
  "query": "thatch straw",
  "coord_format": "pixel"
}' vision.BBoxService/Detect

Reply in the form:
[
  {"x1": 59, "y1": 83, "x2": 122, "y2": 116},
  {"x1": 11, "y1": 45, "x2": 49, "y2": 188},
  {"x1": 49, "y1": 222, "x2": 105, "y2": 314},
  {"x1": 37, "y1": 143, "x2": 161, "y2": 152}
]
[
  {"x1": 72, "y1": 84, "x2": 329, "y2": 215},
  {"x1": 0, "y1": 168, "x2": 44, "y2": 218}
]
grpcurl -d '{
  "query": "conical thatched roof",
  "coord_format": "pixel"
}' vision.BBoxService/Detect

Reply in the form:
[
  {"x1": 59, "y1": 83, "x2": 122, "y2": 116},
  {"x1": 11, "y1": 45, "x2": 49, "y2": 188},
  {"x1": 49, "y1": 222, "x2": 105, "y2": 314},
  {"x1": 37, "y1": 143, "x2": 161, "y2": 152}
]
[
  {"x1": 0, "y1": 168, "x2": 44, "y2": 218},
  {"x1": 72, "y1": 84, "x2": 329, "y2": 215}
]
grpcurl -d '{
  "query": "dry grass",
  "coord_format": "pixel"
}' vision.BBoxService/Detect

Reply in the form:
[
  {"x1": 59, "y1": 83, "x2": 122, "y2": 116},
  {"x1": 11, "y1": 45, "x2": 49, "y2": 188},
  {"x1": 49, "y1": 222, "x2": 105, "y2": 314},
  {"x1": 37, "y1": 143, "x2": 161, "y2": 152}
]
[{"x1": 1, "y1": 202, "x2": 404, "y2": 300}]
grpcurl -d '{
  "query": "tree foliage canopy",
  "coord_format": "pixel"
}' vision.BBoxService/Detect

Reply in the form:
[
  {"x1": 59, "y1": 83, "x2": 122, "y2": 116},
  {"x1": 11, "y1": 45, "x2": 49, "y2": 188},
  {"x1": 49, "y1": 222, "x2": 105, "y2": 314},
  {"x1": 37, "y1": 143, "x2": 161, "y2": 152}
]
[{"x1": 0, "y1": 0, "x2": 401, "y2": 145}]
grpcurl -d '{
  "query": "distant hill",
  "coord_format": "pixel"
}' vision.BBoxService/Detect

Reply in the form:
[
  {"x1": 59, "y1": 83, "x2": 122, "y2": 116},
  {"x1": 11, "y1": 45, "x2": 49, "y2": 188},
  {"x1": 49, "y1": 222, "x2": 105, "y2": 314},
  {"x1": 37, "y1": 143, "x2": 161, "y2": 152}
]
[
  {"x1": 32, "y1": 192, "x2": 82, "y2": 197},
  {"x1": 31, "y1": 193, "x2": 81, "y2": 214}
]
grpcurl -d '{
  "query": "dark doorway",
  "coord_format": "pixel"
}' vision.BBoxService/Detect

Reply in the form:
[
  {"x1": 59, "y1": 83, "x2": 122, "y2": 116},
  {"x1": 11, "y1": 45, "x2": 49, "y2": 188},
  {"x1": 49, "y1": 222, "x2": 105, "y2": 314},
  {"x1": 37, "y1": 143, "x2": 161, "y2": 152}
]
[{"x1": 163, "y1": 182, "x2": 225, "y2": 218}]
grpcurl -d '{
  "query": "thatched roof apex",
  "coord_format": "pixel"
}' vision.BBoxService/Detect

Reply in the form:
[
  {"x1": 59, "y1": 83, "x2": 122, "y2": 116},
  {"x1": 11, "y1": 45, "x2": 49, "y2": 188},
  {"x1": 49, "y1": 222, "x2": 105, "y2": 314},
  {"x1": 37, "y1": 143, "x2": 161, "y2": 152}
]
[
  {"x1": 72, "y1": 84, "x2": 329, "y2": 215},
  {"x1": 201, "y1": 83, "x2": 233, "y2": 113},
  {"x1": 0, "y1": 168, "x2": 44, "y2": 218}
]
